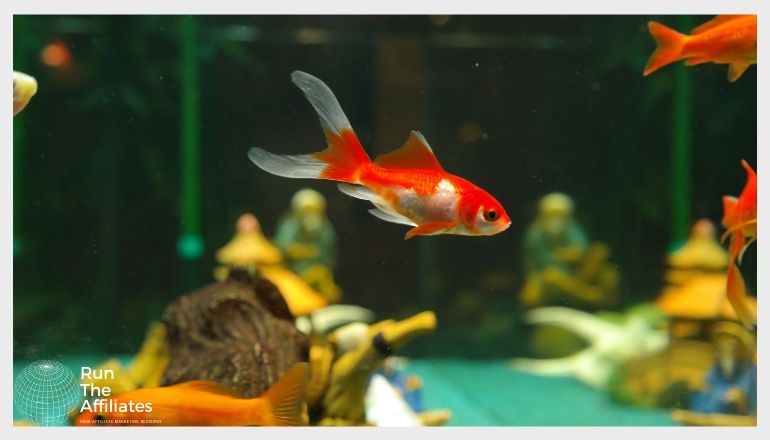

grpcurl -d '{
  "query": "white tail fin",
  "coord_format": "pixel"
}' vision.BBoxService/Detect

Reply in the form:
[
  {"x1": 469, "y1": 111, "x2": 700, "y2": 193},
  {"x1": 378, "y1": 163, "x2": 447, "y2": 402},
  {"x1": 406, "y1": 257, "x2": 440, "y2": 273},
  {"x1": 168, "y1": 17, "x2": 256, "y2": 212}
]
[
  {"x1": 248, "y1": 148, "x2": 325, "y2": 179},
  {"x1": 248, "y1": 71, "x2": 371, "y2": 184},
  {"x1": 291, "y1": 70, "x2": 352, "y2": 134}
]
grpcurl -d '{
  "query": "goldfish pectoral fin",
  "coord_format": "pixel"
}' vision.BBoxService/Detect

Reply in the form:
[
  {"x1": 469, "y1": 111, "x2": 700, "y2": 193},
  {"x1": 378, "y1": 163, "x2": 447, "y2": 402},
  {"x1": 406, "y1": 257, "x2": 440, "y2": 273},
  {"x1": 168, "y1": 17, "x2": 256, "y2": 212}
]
[
  {"x1": 404, "y1": 222, "x2": 454, "y2": 240},
  {"x1": 727, "y1": 62, "x2": 750, "y2": 82},
  {"x1": 684, "y1": 56, "x2": 711, "y2": 66},
  {"x1": 262, "y1": 363, "x2": 309, "y2": 426},
  {"x1": 369, "y1": 208, "x2": 417, "y2": 227},
  {"x1": 338, "y1": 183, "x2": 378, "y2": 201},
  {"x1": 726, "y1": 264, "x2": 756, "y2": 328},
  {"x1": 644, "y1": 21, "x2": 687, "y2": 76}
]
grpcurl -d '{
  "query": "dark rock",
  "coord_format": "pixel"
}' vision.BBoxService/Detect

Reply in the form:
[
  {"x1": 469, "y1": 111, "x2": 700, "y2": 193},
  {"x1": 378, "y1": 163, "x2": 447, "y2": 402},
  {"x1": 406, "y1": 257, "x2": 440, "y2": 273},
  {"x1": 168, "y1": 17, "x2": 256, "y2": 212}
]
[{"x1": 161, "y1": 269, "x2": 309, "y2": 397}]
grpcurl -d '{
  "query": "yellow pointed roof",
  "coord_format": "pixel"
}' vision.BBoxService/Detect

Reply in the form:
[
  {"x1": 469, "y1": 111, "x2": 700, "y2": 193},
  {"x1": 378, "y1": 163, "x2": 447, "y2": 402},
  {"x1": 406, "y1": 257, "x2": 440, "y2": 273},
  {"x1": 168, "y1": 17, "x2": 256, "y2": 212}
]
[
  {"x1": 216, "y1": 213, "x2": 283, "y2": 266},
  {"x1": 655, "y1": 273, "x2": 757, "y2": 320}
]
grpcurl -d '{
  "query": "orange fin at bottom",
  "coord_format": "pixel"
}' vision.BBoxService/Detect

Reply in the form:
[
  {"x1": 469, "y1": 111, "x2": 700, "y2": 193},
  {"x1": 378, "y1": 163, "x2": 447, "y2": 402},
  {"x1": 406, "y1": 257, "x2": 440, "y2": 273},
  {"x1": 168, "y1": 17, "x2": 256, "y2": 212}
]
[
  {"x1": 405, "y1": 222, "x2": 454, "y2": 240},
  {"x1": 728, "y1": 62, "x2": 751, "y2": 82},
  {"x1": 684, "y1": 56, "x2": 712, "y2": 66},
  {"x1": 262, "y1": 363, "x2": 309, "y2": 426}
]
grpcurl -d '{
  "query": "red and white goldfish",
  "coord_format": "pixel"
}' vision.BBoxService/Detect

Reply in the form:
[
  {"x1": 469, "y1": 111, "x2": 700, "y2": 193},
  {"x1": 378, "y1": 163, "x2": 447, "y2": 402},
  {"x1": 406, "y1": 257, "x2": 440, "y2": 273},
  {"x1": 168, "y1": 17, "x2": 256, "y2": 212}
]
[
  {"x1": 75, "y1": 363, "x2": 308, "y2": 426},
  {"x1": 249, "y1": 71, "x2": 511, "y2": 239},
  {"x1": 721, "y1": 160, "x2": 757, "y2": 328},
  {"x1": 644, "y1": 15, "x2": 757, "y2": 82}
]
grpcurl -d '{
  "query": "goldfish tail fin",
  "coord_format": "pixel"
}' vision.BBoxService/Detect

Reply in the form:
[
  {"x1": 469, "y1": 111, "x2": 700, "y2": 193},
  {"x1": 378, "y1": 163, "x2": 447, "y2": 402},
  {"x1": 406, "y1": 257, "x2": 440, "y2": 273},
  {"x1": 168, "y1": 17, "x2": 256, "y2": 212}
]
[
  {"x1": 261, "y1": 363, "x2": 309, "y2": 426},
  {"x1": 738, "y1": 236, "x2": 756, "y2": 264},
  {"x1": 248, "y1": 148, "x2": 327, "y2": 179},
  {"x1": 644, "y1": 21, "x2": 688, "y2": 76},
  {"x1": 721, "y1": 221, "x2": 757, "y2": 263},
  {"x1": 741, "y1": 159, "x2": 756, "y2": 178},
  {"x1": 720, "y1": 196, "x2": 739, "y2": 243},
  {"x1": 726, "y1": 263, "x2": 756, "y2": 328},
  {"x1": 249, "y1": 71, "x2": 371, "y2": 183}
]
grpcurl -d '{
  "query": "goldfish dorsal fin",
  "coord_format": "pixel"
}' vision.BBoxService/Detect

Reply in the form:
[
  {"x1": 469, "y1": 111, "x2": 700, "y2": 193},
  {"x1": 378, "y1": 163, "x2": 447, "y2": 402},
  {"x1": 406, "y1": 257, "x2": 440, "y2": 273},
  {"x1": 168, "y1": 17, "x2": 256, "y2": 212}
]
[
  {"x1": 692, "y1": 15, "x2": 749, "y2": 35},
  {"x1": 375, "y1": 131, "x2": 444, "y2": 171},
  {"x1": 262, "y1": 363, "x2": 309, "y2": 426},
  {"x1": 169, "y1": 380, "x2": 242, "y2": 397}
]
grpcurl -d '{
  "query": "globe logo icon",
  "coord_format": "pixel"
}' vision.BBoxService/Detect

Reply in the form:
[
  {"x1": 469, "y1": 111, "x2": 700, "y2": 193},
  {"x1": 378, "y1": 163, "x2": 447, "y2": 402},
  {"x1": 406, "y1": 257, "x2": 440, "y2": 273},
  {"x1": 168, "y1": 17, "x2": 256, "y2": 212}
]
[{"x1": 14, "y1": 360, "x2": 82, "y2": 426}]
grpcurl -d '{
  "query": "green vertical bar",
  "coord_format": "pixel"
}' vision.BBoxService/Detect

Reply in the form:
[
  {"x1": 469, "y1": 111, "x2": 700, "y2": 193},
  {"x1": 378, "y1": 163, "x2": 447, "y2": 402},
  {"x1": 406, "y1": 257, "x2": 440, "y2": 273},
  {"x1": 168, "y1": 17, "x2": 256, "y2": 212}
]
[
  {"x1": 671, "y1": 16, "x2": 693, "y2": 249},
  {"x1": 13, "y1": 15, "x2": 29, "y2": 257},
  {"x1": 177, "y1": 16, "x2": 204, "y2": 260}
]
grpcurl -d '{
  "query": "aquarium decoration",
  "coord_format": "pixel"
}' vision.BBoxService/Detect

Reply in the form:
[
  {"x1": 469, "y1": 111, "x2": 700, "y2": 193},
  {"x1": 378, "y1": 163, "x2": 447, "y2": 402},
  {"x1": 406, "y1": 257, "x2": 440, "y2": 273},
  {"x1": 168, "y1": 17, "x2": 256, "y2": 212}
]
[
  {"x1": 671, "y1": 321, "x2": 756, "y2": 426},
  {"x1": 161, "y1": 269, "x2": 309, "y2": 398},
  {"x1": 214, "y1": 213, "x2": 327, "y2": 316},
  {"x1": 312, "y1": 312, "x2": 437, "y2": 425},
  {"x1": 511, "y1": 306, "x2": 669, "y2": 390},
  {"x1": 520, "y1": 193, "x2": 619, "y2": 310},
  {"x1": 274, "y1": 189, "x2": 342, "y2": 303}
]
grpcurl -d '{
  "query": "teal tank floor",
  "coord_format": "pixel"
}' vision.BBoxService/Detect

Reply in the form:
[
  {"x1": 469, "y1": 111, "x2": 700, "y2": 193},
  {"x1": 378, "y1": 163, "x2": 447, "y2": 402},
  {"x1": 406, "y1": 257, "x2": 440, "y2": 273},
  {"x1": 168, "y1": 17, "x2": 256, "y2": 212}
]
[
  {"x1": 13, "y1": 357, "x2": 679, "y2": 426},
  {"x1": 404, "y1": 359, "x2": 680, "y2": 426}
]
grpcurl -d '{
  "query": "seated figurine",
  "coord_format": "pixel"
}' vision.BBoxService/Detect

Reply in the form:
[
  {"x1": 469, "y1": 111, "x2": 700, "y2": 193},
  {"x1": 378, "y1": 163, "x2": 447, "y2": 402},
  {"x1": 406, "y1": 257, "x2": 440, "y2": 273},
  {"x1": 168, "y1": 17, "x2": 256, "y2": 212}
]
[
  {"x1": 519, "y1": 193, "x2": 619, "y2": 310},
  {"x1": 274, "y1": 189, "x2": 342, "y2": 303},
  {"x1": 671, "y1": 321, "x2": 757, "y2": 426},
  {"x1": 689, "y1": 321, "x2": 756, "y2": 416}
]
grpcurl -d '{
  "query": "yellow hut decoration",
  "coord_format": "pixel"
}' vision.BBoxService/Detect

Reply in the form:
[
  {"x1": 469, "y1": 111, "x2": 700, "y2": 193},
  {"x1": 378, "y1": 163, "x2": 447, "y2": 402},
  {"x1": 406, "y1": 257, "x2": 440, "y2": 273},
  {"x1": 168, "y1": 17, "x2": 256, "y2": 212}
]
[{"x1": 215, "y1": 213, "x2": 327, "y2": 316}]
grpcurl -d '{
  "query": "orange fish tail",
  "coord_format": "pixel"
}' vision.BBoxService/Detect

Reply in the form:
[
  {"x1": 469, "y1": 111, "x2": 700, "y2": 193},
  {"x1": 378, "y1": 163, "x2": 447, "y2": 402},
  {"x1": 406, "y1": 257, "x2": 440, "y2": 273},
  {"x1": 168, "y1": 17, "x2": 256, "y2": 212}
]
[
  {"x1": 313, "y1": 129, "x2": 372, "y2": 183},
  {"x1": 720, "y1": 195, "x2": 739, "y2": 241},
  {"x1": 260, "y1": 363, "x2": 309, "y2": 426},
  {"x1": 726, "y1": 263, "x2": 756, "y2": 328},
  {"x1": 644, "y1": 21, "x2": 688, "y2": 76},
  {"x1": 248, "y1": 71, "x2": 372, "y2": 184}
]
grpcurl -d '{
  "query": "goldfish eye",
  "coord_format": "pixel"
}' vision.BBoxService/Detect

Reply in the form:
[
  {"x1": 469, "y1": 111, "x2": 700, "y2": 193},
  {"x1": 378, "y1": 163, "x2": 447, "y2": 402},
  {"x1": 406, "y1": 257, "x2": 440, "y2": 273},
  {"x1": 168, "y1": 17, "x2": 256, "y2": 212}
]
[
  {"x1": 484, "y1": 209, "x2": 498, "y2": 222},
  {"x1": 94, "y1": 414, "x2": 106, "y2": 422}
]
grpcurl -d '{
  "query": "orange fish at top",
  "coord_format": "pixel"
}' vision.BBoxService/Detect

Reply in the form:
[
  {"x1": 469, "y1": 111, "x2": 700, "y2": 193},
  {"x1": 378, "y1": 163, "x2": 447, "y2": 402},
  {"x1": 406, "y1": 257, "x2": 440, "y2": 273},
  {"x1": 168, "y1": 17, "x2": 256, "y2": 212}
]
[
  {"x1": 721, "y1": 160, "x2": 757, "y2": 328},
  {"x1": 644, "y1": 15, "x2": 757, "y2": 82},
  {"x1": 249, "y1": 71, "x2": 511, "y2": 239}
]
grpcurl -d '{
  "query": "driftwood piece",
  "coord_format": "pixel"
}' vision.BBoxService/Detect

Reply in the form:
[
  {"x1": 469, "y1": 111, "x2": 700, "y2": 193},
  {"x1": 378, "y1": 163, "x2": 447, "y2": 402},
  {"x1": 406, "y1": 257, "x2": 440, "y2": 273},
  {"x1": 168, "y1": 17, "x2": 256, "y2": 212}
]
[{"x1": 161, "y1": 269, "x2": 308, "y2": 397}]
